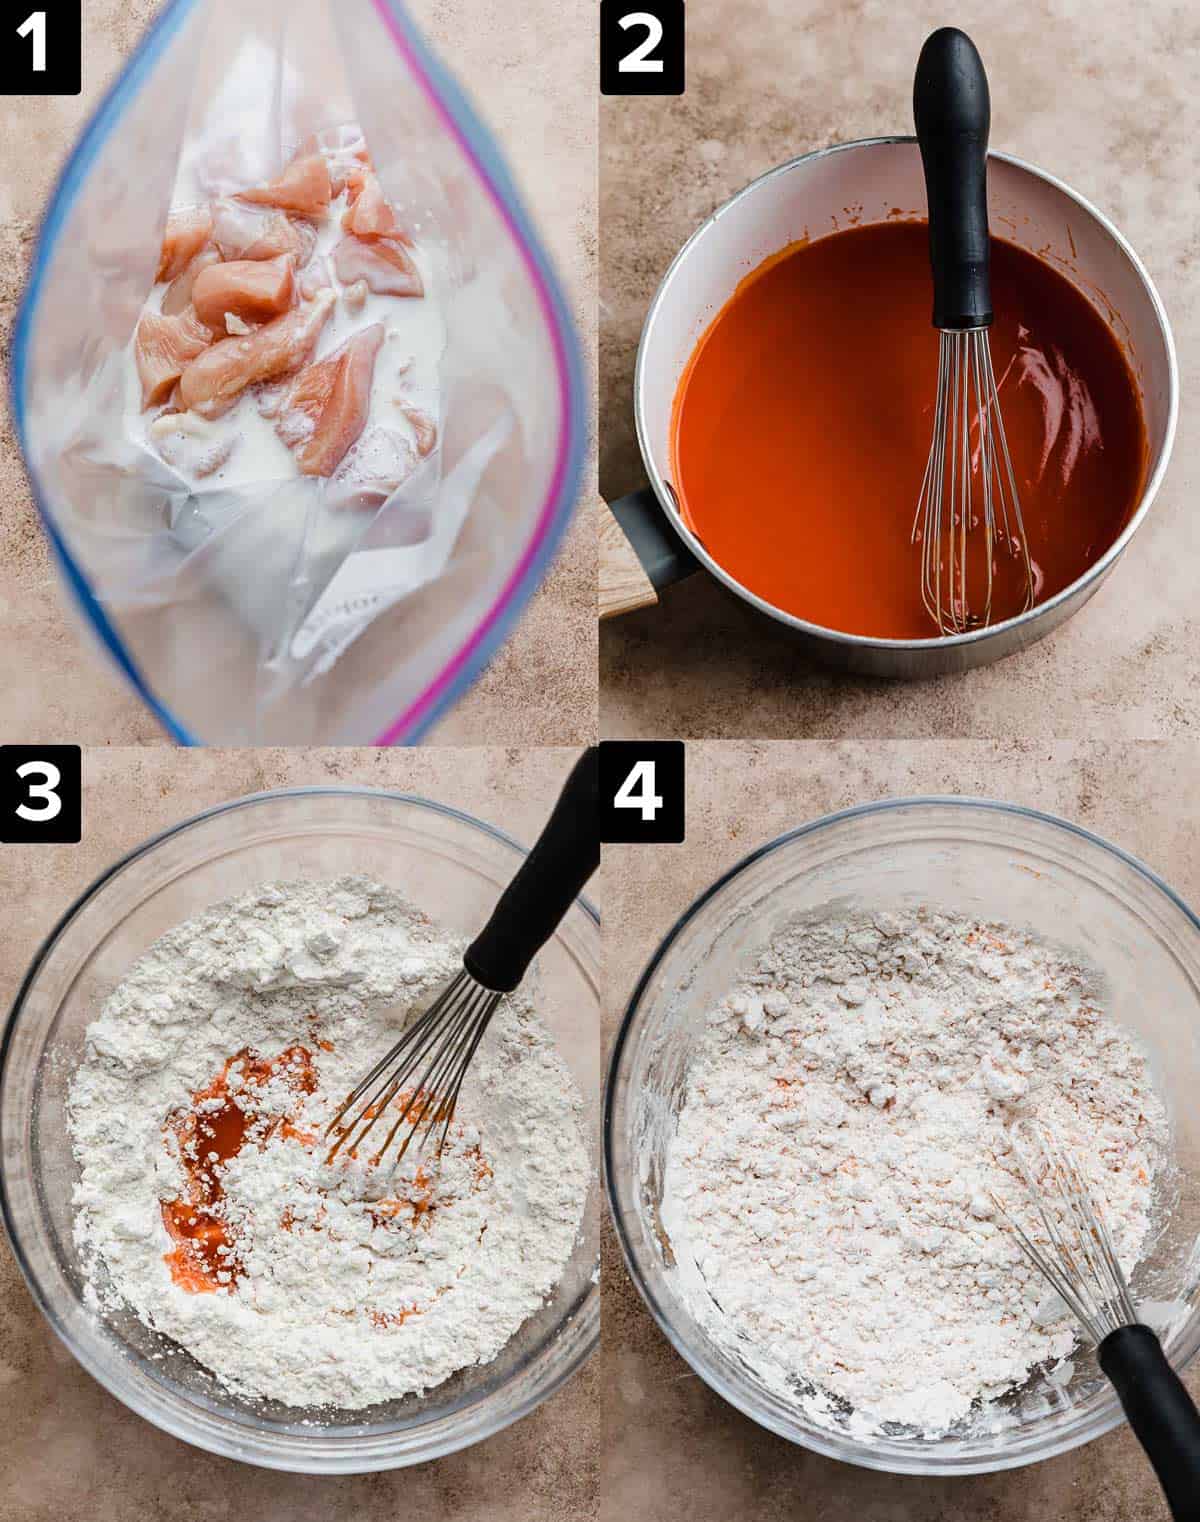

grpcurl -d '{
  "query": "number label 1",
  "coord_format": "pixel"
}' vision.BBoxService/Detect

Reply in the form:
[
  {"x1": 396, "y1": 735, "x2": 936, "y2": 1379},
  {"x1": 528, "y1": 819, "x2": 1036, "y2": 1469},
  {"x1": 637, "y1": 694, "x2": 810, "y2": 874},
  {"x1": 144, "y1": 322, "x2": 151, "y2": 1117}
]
[
  {"x1": 599, "y1": 741, "x2": 685, "y2": 843},
  {"x1": 0, "y1": 746, "x2": 81, "y2": 843},
  {"x1": 0, "y1": 1, "x2": 80, "y2": 95},
  {"x1": 600, "y1": 0, "x2": 685, "y2": 96},
  {"x1": 17, "y1": 12, "x2": 47, "y2": 73}
]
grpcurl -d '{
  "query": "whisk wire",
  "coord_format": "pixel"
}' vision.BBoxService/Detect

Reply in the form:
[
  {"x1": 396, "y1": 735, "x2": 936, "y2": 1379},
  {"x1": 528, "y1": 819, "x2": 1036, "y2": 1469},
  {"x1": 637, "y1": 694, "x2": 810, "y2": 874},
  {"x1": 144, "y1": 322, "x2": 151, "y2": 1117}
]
[
  {"x1": 995, "y1": 1121, "x2": 1135, "y2": 1345},
  {"x1": 914, "y1": 327, "x2": 1035, "y2": 635},
  {"x1": 381, "y1": 981, "x2": 498, "y2": 1164},
  {"x1": 324, "y1": 969, "x2": 499, "y2": 1169},
  {"x1": 324, "y1": 983, "x2": 462, "y2": 1160}
]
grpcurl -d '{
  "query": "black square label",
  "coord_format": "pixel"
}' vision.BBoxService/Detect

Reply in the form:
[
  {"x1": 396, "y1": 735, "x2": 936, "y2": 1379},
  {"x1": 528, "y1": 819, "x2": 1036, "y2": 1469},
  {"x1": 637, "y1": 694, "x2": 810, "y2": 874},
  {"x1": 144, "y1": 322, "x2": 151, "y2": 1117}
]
[
  {"x1": 0, "y1": 3, "x2": 81, "y2": 96},
  {"x1": 599, "y1": 741, "x2": 685, "y2": 844},
  {"x1": 600, "y1": 0, "x2": 684, "y2": 96},
  {"x1": 0, "y1": 746, "x2": 81, "y2": 843}
]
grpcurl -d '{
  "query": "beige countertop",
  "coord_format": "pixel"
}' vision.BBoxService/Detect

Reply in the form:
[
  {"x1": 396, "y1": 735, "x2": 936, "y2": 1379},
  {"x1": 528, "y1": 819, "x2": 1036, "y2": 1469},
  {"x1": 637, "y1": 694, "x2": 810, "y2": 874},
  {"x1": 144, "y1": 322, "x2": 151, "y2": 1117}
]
[
  {"x1": 0, "y1": 0, "x2": 597, "y2": 748},
  {"x1": 599, "y1": 3, "x2": 1200, "y2": 740},
  {"x1": 0, "y1": 746, "x2": 597, "y2": 1521},
  {"x1": 599, "y1": 740, "x2": 1200, "y2": 1521}
]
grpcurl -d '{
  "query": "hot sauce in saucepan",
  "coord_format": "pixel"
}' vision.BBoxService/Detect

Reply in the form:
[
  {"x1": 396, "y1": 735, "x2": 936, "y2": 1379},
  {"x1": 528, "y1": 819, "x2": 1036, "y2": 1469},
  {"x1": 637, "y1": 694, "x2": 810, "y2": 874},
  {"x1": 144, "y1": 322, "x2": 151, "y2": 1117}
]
[{"x1": 669, "y1": 220, "x2": 1148, "y2": 639}]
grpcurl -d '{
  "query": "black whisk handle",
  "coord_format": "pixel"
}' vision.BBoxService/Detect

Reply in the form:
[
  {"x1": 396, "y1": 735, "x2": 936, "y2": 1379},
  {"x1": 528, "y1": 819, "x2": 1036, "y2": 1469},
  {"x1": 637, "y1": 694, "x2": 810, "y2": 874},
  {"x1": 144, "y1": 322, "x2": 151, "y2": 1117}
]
[
  {"x1": 913, "y1": 26, "x2": 992, "y2": 331},
  {"x1": 1100, "y1": 1324, "x2": 1200, "y2": 1521},
  {"x1": 464, "y1": 747, "x2": 599, "y2": 994}
]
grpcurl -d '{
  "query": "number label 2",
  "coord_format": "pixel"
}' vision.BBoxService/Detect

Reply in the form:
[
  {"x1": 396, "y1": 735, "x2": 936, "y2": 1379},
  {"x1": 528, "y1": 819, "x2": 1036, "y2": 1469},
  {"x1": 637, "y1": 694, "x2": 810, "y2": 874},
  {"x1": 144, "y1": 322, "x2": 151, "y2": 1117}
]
[
  {"x1": 600, "y1": 0, "x2": 684, "y2": 96},
  {"x1": 617, "y1": 12, "x2": 664, "y2": 73}
]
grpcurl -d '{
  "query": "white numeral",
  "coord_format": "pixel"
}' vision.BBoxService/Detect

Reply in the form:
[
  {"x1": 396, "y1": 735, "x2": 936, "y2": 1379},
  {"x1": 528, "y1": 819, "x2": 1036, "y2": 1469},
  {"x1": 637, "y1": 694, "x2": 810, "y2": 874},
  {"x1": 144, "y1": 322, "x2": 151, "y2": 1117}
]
[
  {"x1": 15, "y1": 760, "x2": 62, "y2": 822},
  {"x1": 613, "y1": 760, "x2": 663, "y2": 821},
  {"x1": 17, "y1": 11, "x2": 47, "y2": 73},
  {"x1": 618, "y1": 11, "x2": 664, "y2": 72}
]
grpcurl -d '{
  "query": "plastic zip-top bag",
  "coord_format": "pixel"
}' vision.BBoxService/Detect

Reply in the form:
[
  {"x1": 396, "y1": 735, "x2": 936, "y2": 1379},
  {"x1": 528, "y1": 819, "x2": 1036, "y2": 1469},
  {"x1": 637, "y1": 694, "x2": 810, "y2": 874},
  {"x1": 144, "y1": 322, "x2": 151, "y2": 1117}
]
[{"x1": 12, "y1": 0, "x2": 585, "y2": 745}]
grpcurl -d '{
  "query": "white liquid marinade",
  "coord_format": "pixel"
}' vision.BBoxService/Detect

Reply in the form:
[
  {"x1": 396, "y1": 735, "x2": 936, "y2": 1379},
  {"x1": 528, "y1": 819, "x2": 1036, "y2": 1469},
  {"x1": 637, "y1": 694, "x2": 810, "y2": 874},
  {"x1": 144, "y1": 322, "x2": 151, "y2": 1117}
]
[
  {"x1": 661, "y1": 906, "x2": 1170, "y2": 1439},
  {"x1": 124, "y1": 128, "x2": 446, "y2": 500},
  {"x1": 67, "y1": 877, "x2": 589, "y2": 1410}
]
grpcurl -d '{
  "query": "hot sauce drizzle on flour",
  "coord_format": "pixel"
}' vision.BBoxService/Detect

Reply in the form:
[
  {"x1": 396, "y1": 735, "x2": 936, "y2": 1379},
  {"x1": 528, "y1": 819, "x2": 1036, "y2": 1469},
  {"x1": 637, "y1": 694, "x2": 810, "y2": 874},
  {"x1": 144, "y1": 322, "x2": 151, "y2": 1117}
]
[{"x1": 161, "y1": 1045, "x2": 317, "y2": 1292}]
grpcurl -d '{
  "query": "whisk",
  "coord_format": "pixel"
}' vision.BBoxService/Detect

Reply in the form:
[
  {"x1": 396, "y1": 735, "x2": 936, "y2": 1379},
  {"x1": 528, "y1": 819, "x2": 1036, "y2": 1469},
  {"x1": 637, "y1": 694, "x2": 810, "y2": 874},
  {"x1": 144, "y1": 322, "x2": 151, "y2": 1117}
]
[
  {"x1": 912, "y1": 28, "x2": 1034, "y2": 635},
  {"x1": 997, "y1": 1122, "x2": 1200, "y2": 1520},
  {"x1": 326, "y1": 747, "x2": 598, "y2": 1171}
]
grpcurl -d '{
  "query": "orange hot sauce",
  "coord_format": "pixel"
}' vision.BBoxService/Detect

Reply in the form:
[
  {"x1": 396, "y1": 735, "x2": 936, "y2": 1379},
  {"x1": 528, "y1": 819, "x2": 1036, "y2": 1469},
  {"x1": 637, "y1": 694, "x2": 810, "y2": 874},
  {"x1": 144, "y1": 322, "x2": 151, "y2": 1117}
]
[
  {"x1": 161, "y1": 1045, "x2": 317, "y2": 1293},
  {"x1": 669, "y1": 220, "x2": 1148, "y2": 639}
]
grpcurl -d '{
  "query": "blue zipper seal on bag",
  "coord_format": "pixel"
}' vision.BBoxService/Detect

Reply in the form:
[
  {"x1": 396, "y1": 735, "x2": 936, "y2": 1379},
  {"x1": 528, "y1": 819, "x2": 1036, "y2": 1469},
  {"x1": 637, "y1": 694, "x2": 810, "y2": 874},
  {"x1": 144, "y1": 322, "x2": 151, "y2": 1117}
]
[{"x1": 11, "y1": 0, "x2": 200, "y2": 744}]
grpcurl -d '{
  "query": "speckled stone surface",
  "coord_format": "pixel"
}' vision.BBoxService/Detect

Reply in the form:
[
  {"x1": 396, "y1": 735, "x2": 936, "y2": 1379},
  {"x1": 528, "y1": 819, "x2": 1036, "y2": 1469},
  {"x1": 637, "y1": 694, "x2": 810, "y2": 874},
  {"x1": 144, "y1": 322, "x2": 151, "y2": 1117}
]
[
  {"x1": 599, "y1": 740, "x2": 1200, "y2": 1522},
  {"x1": 0, "y1": 748, "x2": 598, "y2": 1520},
  {"x1": 599, "y1": 4, "x2": 1200, "y2": 739},
  {"x1": 0, "y1": 0, "x2": 596, "y2": 747}
]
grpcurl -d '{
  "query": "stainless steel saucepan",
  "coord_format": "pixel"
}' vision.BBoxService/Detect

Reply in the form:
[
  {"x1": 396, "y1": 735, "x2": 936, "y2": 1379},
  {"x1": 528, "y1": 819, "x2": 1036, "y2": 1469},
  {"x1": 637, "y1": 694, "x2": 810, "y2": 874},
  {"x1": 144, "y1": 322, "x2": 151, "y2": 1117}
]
[{"x1": 599, "y1": 137, "x2": 1177, "y2": 678}]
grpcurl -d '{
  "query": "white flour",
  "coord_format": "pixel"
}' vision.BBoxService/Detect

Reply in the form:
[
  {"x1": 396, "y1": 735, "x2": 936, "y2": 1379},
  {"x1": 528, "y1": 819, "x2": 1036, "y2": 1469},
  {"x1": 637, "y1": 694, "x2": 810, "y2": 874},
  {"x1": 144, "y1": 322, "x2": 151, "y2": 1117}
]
[
  {"x1": 68, "y1": 877, "x2": 588, "y2": 1410},
  {"x1": 662, "y1": 907, "x2": 1168, "y2": 1436}
]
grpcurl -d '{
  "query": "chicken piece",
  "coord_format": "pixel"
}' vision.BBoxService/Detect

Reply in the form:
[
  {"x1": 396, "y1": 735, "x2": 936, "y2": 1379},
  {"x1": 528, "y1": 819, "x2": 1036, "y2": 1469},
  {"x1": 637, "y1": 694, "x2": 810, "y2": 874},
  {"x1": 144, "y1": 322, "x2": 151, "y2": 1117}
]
[
  {"x1": 342, "y1": 278, "x2": 368, "y2": 312},
  {"x1": 400, "y1": 405, "x2": 437, "y2": 458},
  {"x1": 342, "y1": 168, "x2": 401, "y2": 240},
  {"x1": 162, "y1": 246, "x2": 221, "y2": 316},
  {"x1": 192, "y1": 254, "x2": 296, "y2": 332},
  {"x1": 179, "y1": 290, "x2": 335, "y2": 419},
  {"x1": 135, "y1": 306, "x2": 213, "y2": 409},
  {"x1": 211, "y1": 200, "x2": 315, "y2": 265},
  {"x1": 239, "y1": 154, "x2": 333, "y2": 218},
  {"x1": 277, "y1": 324, "x2": 384, "y2": 476},
  {"x1": 330, "y1": 426, "x2": 417, "y2": 509},
  {"x1": 150, "y1": 411, "x2": 237, "y2": 479},
  {"x1": 156, "y1": 207, "x2": 214, "y2": 283},
  {"x1": 300, "y1": 255, "x2": 334, "y2": 302},
  {"x1": 301, "y1": 126, "x2": 369, "y2": 195},
  {"x1": 333, "y1": 236, "x2": 423, "y2": 298}
]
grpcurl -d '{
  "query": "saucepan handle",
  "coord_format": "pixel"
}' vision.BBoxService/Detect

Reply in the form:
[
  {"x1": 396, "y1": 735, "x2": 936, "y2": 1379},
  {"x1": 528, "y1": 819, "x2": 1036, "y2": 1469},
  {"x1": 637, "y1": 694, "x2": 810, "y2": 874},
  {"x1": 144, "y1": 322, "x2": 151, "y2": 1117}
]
[{"x1": 600, "y1": 488, "x2": 700, "y2": 619}]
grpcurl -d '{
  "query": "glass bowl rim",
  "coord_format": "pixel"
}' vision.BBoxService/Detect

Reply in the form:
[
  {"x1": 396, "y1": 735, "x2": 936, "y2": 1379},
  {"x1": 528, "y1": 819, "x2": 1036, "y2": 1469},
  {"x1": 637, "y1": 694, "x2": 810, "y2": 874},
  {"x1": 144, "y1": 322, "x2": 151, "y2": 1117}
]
[
  {"x1": 0, "y1": 784, "x2": 600, "y2": 1472},
  {"x1": 602, "y1": 793, "x2": 1200, "y2": 1476}
]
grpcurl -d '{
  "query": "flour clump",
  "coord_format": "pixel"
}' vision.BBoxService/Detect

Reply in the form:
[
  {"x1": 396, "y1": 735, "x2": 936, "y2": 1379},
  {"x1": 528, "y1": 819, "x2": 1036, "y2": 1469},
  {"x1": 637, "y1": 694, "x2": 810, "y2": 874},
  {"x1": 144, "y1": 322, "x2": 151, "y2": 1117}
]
[
  {"x1": 68, "y1": 876, "x2": 588, "y2": 1410},
  {"x1": 662, "y1": 907, "x2": 1168, "y2": 1436}
]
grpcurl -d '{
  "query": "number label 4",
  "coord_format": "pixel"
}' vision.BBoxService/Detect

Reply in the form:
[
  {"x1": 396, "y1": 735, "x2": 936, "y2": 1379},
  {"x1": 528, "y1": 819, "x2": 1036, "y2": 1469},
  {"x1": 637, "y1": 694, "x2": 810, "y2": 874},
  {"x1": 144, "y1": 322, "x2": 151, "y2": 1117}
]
[{"x1": 613, "y1": 760, "x2": 664, "y2": 822}]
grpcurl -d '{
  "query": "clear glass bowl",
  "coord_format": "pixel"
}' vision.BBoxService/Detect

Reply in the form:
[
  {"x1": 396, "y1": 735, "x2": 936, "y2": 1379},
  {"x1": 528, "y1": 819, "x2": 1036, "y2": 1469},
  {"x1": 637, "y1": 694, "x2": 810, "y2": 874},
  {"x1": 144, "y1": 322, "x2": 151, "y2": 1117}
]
[
  {"x1": 604, "y1": 797, "x2": 1200, "y2": 1476},
  {"x1": 0, "y1": 788, "x2": 600, "y2": 1473}
]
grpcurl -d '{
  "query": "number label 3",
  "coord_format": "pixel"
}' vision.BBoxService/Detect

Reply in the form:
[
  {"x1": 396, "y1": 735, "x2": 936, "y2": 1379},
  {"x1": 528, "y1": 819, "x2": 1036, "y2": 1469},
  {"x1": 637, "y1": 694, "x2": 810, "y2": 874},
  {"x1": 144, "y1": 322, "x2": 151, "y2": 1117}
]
[
  {"x1": 1, "y1": 746, "x2": 81, "y2": 843},
  {"x1": 600, "y1": 0, "x2": 685, "y2": 96}
]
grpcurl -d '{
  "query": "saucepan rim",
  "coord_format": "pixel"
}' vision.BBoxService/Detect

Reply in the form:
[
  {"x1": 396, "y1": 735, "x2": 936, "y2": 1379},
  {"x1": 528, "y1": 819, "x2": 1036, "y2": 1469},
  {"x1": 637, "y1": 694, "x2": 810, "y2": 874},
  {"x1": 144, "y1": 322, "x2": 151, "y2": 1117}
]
[{"x1": 632, "y1": 135, "x2": 1178, "y2": 652}]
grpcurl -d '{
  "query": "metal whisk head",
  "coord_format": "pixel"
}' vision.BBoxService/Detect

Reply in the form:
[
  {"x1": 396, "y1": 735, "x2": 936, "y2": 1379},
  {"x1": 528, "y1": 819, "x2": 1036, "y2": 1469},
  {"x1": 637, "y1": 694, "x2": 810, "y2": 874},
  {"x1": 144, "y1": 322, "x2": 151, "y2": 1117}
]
[
  {"x1": 913, "y1": 328, "x2": 1035, "y2": 636},
  {"x1": 324, "y1": 968, "x2": 500, "y2": 1173},
  {"x1": 994, "y1": 1120, "x2": 1138, "y2": 1345}
]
